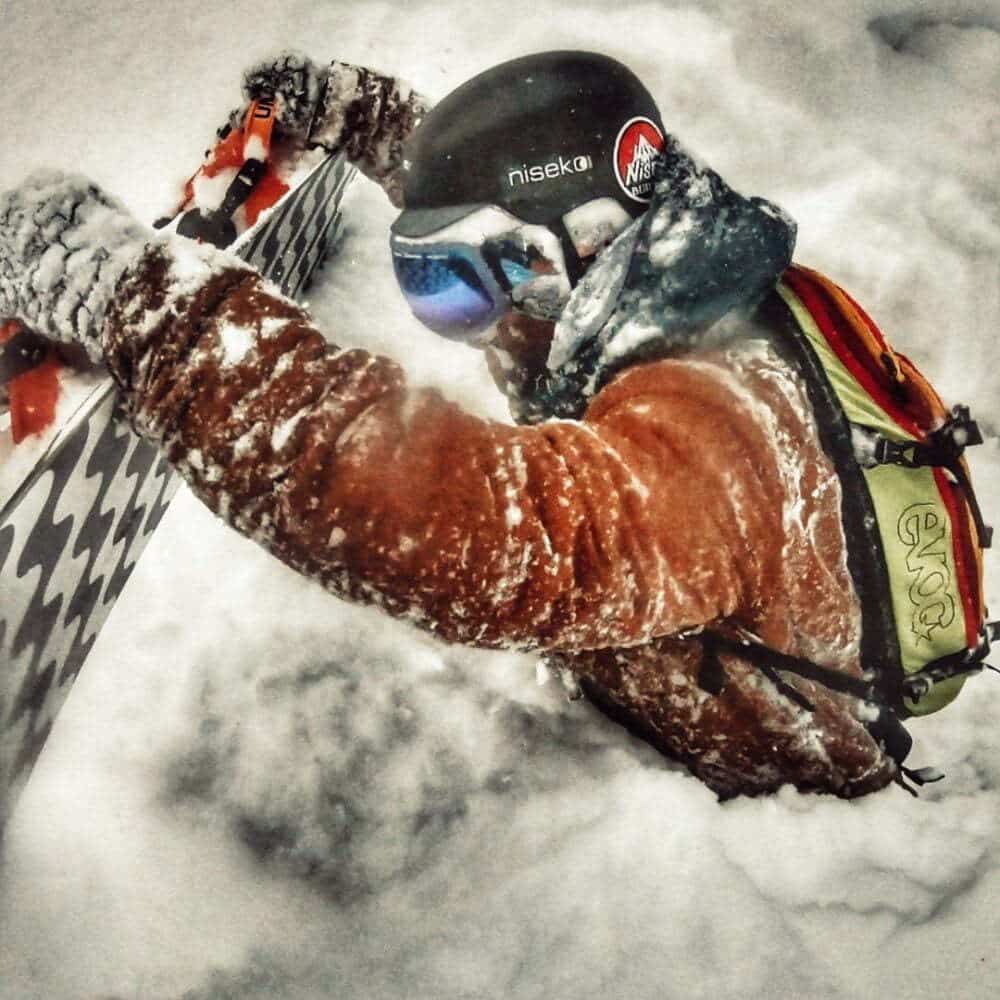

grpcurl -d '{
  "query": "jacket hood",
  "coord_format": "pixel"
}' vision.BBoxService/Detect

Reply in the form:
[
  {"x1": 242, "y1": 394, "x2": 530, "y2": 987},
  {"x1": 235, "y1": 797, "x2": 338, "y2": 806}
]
[{"x1": 510, "y1": 140, "x2": 797, "y2": 424}]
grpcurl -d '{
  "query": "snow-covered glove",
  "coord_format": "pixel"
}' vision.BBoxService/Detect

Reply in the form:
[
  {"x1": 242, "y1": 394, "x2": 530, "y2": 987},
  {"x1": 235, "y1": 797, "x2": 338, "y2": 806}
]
[
  {"x1": 226, "y1": 51, "x2": 429, "y2": 207},
  {"x1": 238, "y1": 49, "x2": 324, "y2": 139},
  {"x1": 0, "y1": 170, "x2": 150, "y2": 364}
]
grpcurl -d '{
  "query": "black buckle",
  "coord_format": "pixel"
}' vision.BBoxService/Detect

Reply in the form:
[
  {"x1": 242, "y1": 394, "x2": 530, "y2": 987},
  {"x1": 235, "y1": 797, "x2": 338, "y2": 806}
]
[
  {"x1": 864, "y1": 406, "x2": 978, "y2": 467},
  {"x1": 871, "y1": 406, "x2": 981, "y2": 469},
  {"x1": 872, "y1": 435, "x2": 916, "y2": 467},
  {"x1": 856, "y1": 406, "x2": 992, "y2": 548}
]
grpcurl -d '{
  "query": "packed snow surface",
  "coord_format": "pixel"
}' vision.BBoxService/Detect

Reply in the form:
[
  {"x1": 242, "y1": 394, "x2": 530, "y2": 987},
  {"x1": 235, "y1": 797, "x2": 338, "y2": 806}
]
[{"x1": 2, "y1": 1, "x2": 1000, "y2": 998}]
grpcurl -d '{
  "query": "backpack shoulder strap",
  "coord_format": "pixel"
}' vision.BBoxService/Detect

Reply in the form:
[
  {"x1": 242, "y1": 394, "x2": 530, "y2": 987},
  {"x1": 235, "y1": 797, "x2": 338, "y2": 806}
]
[{"x1": 752, "y1": 284, "x2": 907, "y2": 706}]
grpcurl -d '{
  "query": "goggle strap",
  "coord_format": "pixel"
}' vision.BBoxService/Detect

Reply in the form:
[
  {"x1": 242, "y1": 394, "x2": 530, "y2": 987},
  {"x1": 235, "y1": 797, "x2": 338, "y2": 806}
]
[{"x1": 550, "y1": 216, "x2": 587, "y2": 288}]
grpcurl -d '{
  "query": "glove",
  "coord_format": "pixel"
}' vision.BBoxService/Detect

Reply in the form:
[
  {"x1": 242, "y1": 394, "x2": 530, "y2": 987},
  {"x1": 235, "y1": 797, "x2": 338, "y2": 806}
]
[
  {"x1": 0, "y1": 171, "x2": 149, "y2": 363},
  {"x1": 238, "y1": 50, "x2": 324, "y2": 139}
]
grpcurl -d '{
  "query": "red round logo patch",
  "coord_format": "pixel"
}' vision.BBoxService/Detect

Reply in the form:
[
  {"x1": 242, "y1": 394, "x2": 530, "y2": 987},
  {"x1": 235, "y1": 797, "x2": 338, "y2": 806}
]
[{"x1": 613, "y1": 117, "x2": 666, "y2": 203}]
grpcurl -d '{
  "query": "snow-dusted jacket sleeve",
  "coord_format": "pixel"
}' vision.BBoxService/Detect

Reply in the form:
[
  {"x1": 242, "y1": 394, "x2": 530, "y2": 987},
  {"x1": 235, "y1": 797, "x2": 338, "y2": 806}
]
[
  {"x1": 97, "y1": 237, "x2": 791, "y2": 652},
  {"x1": 306, "y1": 61, "x2": 430, "y2": 207}
]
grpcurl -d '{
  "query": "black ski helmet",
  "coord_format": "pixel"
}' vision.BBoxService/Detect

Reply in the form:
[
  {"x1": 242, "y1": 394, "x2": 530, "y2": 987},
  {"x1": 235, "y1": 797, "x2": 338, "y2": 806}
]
[{"x1": 392, "y1": 51, "x2": 667, "y2": 239}]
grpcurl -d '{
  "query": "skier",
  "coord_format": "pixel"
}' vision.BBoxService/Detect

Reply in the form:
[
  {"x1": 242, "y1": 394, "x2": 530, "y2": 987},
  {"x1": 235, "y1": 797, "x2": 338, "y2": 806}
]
[{"x1": 0, "y1": 51, "x2": 989, "y2": 798}]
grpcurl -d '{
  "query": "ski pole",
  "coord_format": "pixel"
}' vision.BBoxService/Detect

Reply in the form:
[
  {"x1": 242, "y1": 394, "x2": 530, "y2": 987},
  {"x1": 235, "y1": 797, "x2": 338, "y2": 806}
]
[{"x1": 162, "y1": 96, "x2": 277, "y2": 246}]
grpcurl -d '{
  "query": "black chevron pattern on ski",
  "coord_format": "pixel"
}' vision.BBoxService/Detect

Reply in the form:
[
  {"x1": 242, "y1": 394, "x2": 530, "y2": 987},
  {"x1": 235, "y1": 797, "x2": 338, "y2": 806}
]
[{"x1": 1, "y1": 153, "x2": 355, "y2": 825}]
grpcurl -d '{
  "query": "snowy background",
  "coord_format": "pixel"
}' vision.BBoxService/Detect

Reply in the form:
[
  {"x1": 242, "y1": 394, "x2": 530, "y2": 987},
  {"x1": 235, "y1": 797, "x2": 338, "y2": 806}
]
[{"x1": 2, "y1": 0, "x2": 1000, "y2": 997}]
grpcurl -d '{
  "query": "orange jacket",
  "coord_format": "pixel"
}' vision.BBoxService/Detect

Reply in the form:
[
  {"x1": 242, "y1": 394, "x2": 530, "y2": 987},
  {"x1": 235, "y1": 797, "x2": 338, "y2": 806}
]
[{"x1": 100, "y1": 239, "x2": 894, "y2": 798}]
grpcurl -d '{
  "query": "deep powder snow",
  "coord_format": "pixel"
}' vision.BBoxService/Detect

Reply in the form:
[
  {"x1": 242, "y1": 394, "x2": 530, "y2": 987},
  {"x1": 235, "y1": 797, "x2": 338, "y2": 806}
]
[{"x1": 1, "y1": 2, "x2": 1000, "y2": 999}]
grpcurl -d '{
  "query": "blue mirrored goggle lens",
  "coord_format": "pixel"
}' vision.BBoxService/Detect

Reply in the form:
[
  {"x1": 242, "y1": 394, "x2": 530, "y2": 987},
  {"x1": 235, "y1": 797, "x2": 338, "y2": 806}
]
[
  {"x1": 392, "y1": 250, "x2": 502, "y2": 338},
  {"x1": 498, "y1": 257, "x2": 535, "y2": 286}
]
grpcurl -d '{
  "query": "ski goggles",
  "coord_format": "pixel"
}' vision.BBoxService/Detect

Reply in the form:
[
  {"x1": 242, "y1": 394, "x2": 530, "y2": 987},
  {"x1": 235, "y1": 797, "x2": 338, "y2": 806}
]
[{"x1": 389, "y1": 206, "x2": 579, "y2": 341}]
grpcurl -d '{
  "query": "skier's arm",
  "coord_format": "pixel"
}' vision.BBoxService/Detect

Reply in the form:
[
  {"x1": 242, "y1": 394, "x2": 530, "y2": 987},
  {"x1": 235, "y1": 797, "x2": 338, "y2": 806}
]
[
  {"x1": 239, "y1": 51, "x2": 431, "y2": 207},
  {"x1": 103, "y1": 243, "x2": 772, "y2": 651},
  {"x1": 0, "y1": 175, "x2": 770, "y2": 653}
]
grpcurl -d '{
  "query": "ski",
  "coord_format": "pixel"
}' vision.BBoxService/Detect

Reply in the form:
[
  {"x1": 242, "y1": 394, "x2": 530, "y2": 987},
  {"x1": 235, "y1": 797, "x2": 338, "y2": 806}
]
[{"x1": 1, "y1": 148, "x2": 355, "y2": 829}]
